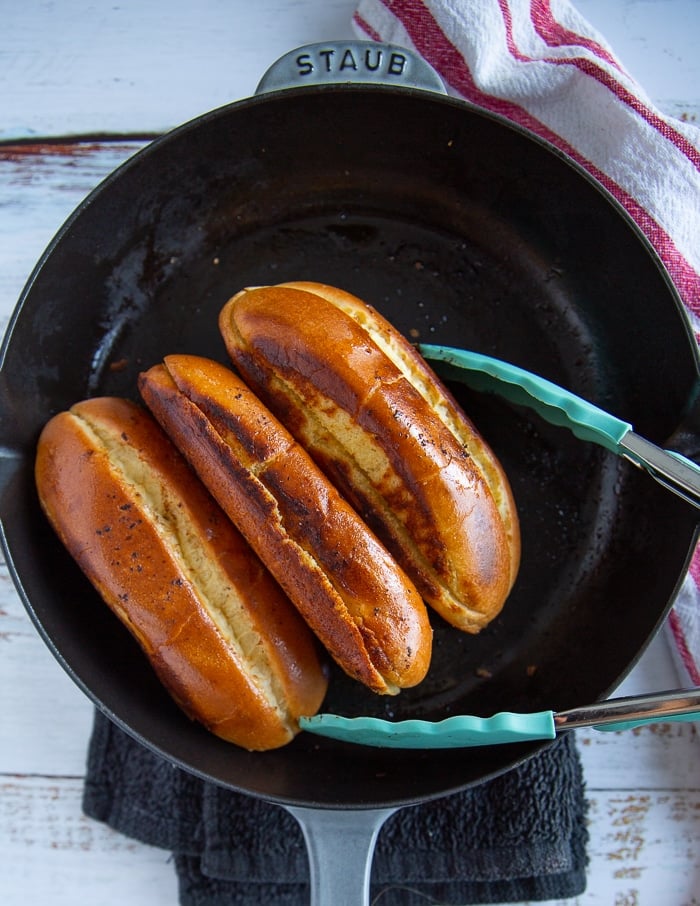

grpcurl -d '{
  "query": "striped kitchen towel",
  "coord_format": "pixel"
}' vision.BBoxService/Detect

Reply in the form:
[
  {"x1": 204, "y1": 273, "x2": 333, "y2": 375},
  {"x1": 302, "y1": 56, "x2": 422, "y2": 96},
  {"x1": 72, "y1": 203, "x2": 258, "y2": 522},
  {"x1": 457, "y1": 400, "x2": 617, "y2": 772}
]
[{"x1": 352, "y1": 0, "x2": 700, "y2": 687}]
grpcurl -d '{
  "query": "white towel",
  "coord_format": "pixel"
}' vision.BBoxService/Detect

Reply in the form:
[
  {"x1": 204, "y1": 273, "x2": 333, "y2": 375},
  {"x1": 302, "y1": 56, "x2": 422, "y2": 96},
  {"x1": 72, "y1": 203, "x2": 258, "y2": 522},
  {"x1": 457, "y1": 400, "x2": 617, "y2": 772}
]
[{"x1": 353, "y1": 0, "x2": 700, "y2": 687}]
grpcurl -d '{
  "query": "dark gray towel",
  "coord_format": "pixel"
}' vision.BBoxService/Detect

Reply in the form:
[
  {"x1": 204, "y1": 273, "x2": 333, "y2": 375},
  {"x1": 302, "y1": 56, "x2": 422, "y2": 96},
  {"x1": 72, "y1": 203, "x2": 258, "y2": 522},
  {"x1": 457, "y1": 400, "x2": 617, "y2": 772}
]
[{"x1": 83, "y1": 709, "x2": 588, "y2": 904}]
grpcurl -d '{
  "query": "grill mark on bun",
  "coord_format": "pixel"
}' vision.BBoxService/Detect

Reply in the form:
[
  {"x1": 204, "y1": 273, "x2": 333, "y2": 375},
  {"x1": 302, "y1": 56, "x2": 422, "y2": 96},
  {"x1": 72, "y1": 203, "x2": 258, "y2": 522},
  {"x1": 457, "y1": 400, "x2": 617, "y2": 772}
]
[
  {"x1": 220, "y1": 282, "x2": 520, "y2": 633},
  {"x1": 139, "y1": 355, "x2": 432, "y2": 695}
]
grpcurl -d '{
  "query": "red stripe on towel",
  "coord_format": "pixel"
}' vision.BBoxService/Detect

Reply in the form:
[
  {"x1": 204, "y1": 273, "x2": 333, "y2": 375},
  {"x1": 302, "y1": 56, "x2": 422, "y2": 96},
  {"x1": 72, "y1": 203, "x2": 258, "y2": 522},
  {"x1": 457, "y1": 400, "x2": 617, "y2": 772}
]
[
  {"x1": 352, "y1": 11, "x2": 383, "y2": 42},
  {"x1": 530, "y1": 0, "x2": 622, "y2": 70},
  {"x1": 668, "y1": 608, "x2": 700, "y2": 685},
  {"x1": 498, "y1": 0, "x2": 700, "y2": 173}
]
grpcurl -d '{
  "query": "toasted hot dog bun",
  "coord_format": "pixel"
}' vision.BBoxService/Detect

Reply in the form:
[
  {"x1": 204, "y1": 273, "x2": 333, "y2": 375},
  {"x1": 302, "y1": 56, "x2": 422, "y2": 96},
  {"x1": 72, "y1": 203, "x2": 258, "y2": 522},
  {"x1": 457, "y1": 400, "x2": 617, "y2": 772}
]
[
  {"x1": 35, "y1": 397, "x2": 328, "y2": 751},
  {"x1": 219, "y1": 282, "x2": 520, "y2": 633},
  {"x1": 138, "y1": 355, "x2": 432, "y2": 695}
]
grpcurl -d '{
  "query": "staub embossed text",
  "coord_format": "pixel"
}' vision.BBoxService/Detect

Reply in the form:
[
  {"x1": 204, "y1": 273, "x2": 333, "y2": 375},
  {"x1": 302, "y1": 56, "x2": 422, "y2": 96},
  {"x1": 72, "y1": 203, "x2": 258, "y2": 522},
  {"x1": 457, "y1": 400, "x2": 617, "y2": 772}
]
[{"x1": 295, "y1": 46, "x2": 407, "y2": 79}]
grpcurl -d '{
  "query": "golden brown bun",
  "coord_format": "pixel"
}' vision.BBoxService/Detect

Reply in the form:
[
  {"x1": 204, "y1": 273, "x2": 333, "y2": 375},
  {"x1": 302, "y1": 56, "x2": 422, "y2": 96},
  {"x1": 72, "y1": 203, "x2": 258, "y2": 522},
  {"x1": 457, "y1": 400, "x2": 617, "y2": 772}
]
[
  {"x1": 219, "y1": 282, "x2": 520, "y2": 633},
  {"x1": 138, "y1": 355, "x2": 432, "y2": 695},
  {"x1": 35, "y1": 397, "x2": 328, "y2": 751}
]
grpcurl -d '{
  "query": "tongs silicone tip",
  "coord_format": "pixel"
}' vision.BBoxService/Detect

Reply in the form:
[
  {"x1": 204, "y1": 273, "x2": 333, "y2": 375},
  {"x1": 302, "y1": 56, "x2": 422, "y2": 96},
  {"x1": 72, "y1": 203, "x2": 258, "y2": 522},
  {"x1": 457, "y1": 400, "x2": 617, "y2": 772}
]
[
  {"x1": 417, "y1": 343, "x2": 700, "y2": 510},
  {"x1": 300, "y1": 689, "x2": 700, "y2": 749}
]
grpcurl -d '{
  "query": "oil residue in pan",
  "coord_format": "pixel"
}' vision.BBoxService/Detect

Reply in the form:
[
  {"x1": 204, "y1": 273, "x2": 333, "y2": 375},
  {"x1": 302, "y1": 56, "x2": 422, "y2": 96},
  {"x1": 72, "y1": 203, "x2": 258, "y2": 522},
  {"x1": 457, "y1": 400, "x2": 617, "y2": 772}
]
[
  {"x1": 89, "y1": 208, "x2": 629, "y2": 723},
  {"x1": 93, "y1": 207, "x2": 594, "y2": 392}
]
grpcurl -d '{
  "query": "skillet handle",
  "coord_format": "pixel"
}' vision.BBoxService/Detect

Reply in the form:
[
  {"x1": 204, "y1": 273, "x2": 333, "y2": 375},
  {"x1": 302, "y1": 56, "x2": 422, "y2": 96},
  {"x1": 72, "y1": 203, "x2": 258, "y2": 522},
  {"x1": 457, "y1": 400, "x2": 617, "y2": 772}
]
[
  {"x1": 256, "y1": 41, "x2": 447, "y2": 95},
  {"x1": 284, "y1": 804, "x2": 397, "y2": 906}
]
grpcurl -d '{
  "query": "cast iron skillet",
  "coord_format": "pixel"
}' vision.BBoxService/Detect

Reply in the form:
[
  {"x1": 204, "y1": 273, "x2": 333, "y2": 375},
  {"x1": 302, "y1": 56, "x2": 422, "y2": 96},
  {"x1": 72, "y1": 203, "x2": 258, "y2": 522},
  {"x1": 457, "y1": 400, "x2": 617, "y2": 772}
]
[{"x1": 1, "y1": 42, "x2": 699, "y2": 903}]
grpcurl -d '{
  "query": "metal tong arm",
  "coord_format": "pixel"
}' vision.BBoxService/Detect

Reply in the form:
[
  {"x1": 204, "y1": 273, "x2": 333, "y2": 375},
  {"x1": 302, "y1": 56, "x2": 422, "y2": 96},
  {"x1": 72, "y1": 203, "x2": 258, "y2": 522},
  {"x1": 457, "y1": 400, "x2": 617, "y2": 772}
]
[
  {"x1": 618, "y1": 433, "x2": 700, "y2": 510},
  {"x1": 419, "y1": 343, "x2": 700, "y2": 510},
  {"x1": 556, "y1": 687, "x2": 700, "y2": 731}
]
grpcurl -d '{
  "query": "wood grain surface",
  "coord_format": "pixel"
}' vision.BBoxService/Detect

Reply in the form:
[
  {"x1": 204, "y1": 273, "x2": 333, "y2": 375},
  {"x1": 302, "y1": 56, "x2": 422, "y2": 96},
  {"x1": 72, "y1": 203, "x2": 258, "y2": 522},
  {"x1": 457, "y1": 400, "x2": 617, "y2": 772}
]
[{"x1": 1, "y1": 2, "x2": 699, "y2": 904}]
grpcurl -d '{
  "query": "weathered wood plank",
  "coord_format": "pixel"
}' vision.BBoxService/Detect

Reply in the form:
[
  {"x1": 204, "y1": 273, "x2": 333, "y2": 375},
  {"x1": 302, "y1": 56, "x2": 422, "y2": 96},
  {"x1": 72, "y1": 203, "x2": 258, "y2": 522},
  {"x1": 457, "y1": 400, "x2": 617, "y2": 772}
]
[
  {"x1": 2, "y1": 775, "x2": 699, "y2": 905},
  {"x1": 0, "y1": 141, "x2": 146, "y2": 332},
  {"x1": 0, "y1": 0, "x2": 697, "y2": 141},
  {"x1": 0, "y1": 0, "x2": 359, "y2": 139},
  {"x1": 584, "y1": 790, "x2": 700, "y2": 904},
  {"x1": 0, "y1": 776, "x2": 179, "y2": 905}
]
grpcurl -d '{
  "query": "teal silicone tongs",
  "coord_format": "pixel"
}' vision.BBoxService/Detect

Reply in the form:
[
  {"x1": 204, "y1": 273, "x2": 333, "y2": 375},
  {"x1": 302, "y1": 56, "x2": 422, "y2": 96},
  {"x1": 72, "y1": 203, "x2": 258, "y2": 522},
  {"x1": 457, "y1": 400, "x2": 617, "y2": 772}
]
[
  {"x1": 300, "y1": 343, "x2": 700, "y2": 749},
  {"x1": 416, "y1": 343, "x2": 700, "y2": 510},
  {"x1": 300, "y1": 689, "x2": 700, "y2": 748}
]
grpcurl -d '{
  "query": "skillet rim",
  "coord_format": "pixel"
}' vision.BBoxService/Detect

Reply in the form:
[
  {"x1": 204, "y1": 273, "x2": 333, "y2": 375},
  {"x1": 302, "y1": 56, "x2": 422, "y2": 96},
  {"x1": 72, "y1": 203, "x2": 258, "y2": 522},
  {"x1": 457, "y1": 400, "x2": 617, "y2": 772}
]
[{"x1": 1, "y1": 82, "x2": 699, "y2": 809}]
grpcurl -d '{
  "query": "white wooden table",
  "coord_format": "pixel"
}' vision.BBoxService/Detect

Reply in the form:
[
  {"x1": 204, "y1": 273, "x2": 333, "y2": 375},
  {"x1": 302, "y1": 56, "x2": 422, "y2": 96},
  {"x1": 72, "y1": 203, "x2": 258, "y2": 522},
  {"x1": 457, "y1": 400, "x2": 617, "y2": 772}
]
[{"x1": 1, "y1": 2, "x2": 699, "y2": 903}]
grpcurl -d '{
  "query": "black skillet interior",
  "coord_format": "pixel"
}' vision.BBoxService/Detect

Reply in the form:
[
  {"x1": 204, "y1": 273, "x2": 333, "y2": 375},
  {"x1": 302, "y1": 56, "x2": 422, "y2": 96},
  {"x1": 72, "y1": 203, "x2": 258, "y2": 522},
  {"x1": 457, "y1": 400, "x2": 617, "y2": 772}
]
[{"x1": 1, "y1": 85, "x2": 699, "y2": 809}]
